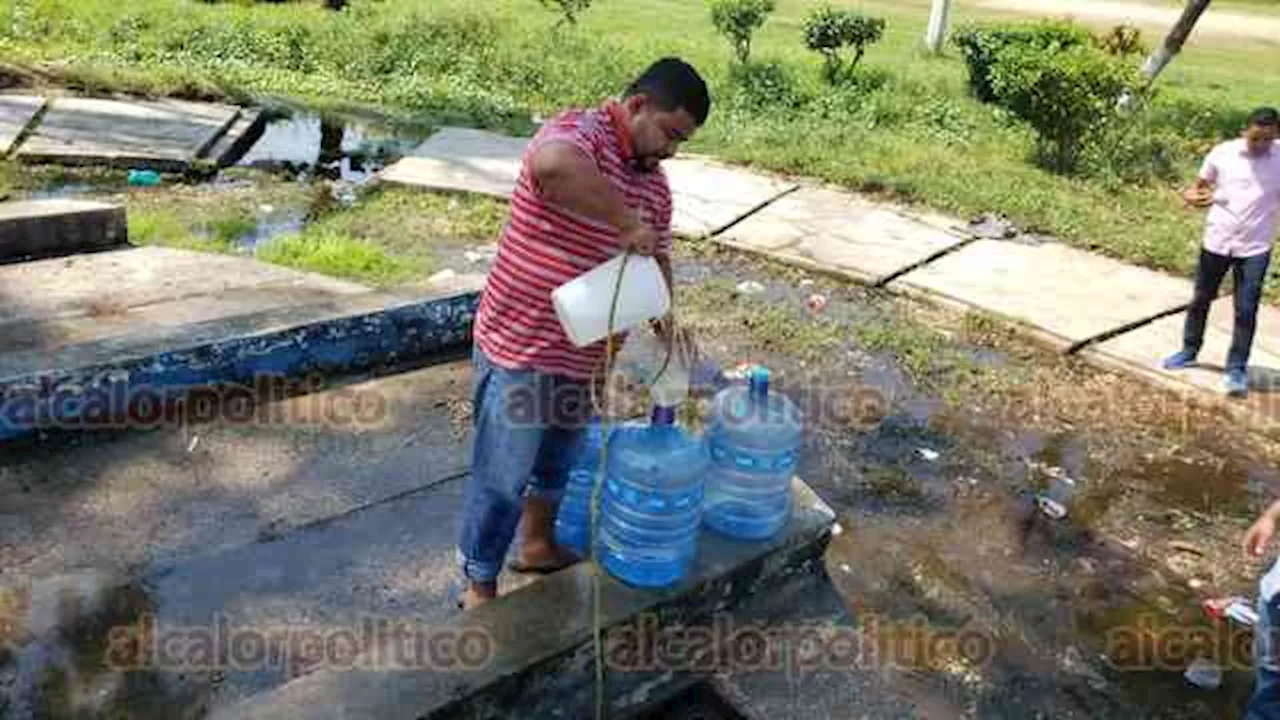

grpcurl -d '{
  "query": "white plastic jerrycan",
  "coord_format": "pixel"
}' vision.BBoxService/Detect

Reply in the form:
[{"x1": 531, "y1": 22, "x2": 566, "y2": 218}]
[{"x1": 552, "y1": 253, "x2": 670, "y2": 348}]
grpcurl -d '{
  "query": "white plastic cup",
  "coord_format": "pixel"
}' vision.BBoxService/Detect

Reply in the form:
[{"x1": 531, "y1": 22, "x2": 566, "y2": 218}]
[{"x1": 552, "y1": 254, "x2": 671, "y2": 348}]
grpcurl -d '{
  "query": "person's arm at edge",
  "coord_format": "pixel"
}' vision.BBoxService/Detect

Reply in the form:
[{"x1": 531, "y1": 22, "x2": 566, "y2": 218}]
[{"x1": 1245, "y1": 499, "x2": 1280, "y2": 557}]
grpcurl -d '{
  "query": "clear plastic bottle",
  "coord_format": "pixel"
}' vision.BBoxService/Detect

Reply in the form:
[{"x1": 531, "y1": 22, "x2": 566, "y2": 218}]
[
  {"x1": 554, "y1": 419, "x2": 610, "y2": 557},
  {"x1": 612, "y1": 327, "x2": 690, "y2": 408},
  {"x1": 597, "y1": 406, "x2": 709, "y2": 588},
  {"x1": 703, "y1": 367, "x2": 803, "y2": 540}
]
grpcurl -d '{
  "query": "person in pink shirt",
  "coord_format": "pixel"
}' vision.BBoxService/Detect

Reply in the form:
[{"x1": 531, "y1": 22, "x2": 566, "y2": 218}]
[{"x1": 1164, "y1": 107, "x2": 1280, "y2": 397}]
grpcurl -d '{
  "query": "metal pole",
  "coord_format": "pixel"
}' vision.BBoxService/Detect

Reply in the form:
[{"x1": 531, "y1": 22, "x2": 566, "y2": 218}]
[
  {"x1": 1141, "y1": 0, "x2": 1212, "y2": 81},
  {"x1": 926, "y1": 0, "x2": 953, "y2": 54}
]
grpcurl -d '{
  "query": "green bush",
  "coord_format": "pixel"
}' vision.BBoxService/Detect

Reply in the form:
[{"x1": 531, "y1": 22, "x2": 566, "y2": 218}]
[
  {"x1": 709, "y1": 0, "x2": 776, "y2": 65},
  {"x1": 953, "y1": 21, "x2": 1093, "y2": 103},
  {"x1": 727, "y1": 60, "x2": 803, "y2": 109},
  {"x1": 988, "y1": 42, "x2": 1139, "y2": 173},
  {"x1": 802, "y1": 6, "x2": 885, "y2": 85}
]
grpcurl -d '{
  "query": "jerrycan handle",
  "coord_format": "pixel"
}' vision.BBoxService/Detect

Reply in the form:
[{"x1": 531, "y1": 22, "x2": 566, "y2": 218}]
[{"x1": 651, "y1": 406, "x2": 676, "y2": 426}]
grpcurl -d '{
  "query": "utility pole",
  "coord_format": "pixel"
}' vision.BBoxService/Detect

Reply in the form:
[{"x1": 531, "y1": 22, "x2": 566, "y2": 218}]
[
  {"x1": 1141, "y1": 0, "x2": 1211, "y2": 81},
  {"x1": 925, "y1": 0, "x2": 953, "y2": 54}
]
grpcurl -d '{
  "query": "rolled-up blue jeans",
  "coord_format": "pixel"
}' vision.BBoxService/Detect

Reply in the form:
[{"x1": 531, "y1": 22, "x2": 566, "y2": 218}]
[
  {"x1": 457, "y1": 346, "x2": 591, "y2": 584},
  {"x1": 1249, "y1": 591, "x2": 1280, "y2": 719}
]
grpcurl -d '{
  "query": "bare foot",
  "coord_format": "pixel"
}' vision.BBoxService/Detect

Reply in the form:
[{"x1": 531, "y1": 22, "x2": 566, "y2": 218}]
[
  {"x1": 460, "y1": 582, "x2": 496, "y2": 611},
  {"x1": 509, "y1": 540, "x2": 581, "y2": 574}
]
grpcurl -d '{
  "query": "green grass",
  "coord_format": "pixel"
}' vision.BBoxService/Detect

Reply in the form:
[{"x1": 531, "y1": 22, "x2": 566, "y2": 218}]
[
  {"x1": 3, "y1": 0, "x2": 1279, "y2": 291},
  {"x1": 255, "y1": 228, "x2": 422, "y2": 286}
]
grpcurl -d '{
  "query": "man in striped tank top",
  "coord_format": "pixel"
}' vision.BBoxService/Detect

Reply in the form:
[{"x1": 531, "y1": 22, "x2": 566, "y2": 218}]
[{"x1": 458, "y1": 58, "x2": 711, "y2": 609}]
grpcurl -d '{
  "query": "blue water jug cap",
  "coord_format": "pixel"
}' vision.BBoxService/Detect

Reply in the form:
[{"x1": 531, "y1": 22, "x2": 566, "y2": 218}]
[
  {"x1": 748, "y1": 366, "x2": 770, "y2": 399},
  {"x1": 651, "y1": 406, "x2": 676, "y2": 426}
]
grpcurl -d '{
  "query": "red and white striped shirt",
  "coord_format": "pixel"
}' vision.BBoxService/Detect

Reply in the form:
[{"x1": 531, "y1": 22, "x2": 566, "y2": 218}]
[{"x1": 474, "y1": 101, "x2": 673, "y2": 380}]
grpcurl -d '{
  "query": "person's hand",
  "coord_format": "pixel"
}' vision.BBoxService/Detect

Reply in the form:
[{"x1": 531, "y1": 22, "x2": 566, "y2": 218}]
[
  {"x1": 1244, "y1": 505, "x2": 1280, "y2": 557},
  {"x1": 619, "y1": 221, "x2": 659, "y2": 257},
  {"x1": 1183, "y1": 185, "x2": 1214, "y2": 209}
]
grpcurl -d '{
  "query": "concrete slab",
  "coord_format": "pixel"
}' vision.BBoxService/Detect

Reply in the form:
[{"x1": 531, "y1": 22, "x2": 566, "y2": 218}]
[
  {"x1": 663, "y1": 156, "x2": 797, "y2": 238},
  {"x1": 888, "y1": 239, "x2": 1196, "y2": 348},
  {"x1": 0, "y1": 246, "x2": 365, "y2": 332},
  {"x1": 213, "y1": 479, "x2": 836, "y2": 720},
  {"x1": 379, "y1": 126, "x2": 529, "y2": 199},
  {"x1": 207, "y1": 106, "x2": 268, "y2": 167},
  {"x1": 717, "y1": 185, "x2": 970, "y2": 283},
  {"x1": 16, "y1": 97, "x2": 240, "y2": 171},
  {"x1": 0, "y1": 198, "x2": 127, "y2": 262},
  {"x1": 0, "y1": 95, "x2": 44, "y2": 155},
  {"x1": 0, "y1": 284, "x2": 481, "y2": 441},
  {"x1": 1087, "y1": 297, "x2": 1280, "y2": 426}
]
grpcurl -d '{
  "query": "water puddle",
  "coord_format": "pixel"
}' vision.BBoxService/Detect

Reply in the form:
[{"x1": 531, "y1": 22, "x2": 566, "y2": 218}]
[{"x1": 236, "y1": 112, "x2": 421, "y2": 185}]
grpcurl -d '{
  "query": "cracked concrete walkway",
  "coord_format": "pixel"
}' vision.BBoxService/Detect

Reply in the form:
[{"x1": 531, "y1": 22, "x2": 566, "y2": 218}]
[{"x1": 380, "y1": 126, "x2": 1280, "y2": 430}]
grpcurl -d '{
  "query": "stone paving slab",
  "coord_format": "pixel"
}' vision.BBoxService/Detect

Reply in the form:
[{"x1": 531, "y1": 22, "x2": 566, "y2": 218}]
[
  {"x1": 887, "y1": 239, "x2": 1196, "y2": 348},
  {"x1": 717, "y1": 185, "x2": 970, "y2": 283},
  {"x1": 1087, "y1": 297, "x2": 1280, "y2": 424},
  {"x1": 0, "y1": 95, "x2": 44, "y2": 155},
  {"x1": 0, "y1": 198, "x2": 127, "y2": 262},
  {"x1": 16, "y1": 97, "x2": 240, "y2": 171},
  {"x1": 663, "y1": 156, "x2": 797, "y2": 238},
  {"x1": 379, "y1": 126, "x2": 528, "y2": 199}
]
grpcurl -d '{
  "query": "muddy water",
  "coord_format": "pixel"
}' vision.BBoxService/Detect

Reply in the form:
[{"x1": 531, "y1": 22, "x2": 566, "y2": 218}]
[{"x1": 672, "y1": 251, "x2": 1279, "y2": 718}]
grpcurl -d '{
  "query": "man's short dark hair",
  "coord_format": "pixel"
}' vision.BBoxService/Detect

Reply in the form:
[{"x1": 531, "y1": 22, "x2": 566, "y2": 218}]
[
  {"x1": 1248, "y1": 107, "x2": 1280, "y2": 128},
  {"x1": 625, "y1": 57, "x2": 711, "y2": 126}
]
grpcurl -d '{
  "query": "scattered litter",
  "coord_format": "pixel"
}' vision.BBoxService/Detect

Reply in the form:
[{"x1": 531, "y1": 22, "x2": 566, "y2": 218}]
[
  {"x1": 1188, "y1": 579, "x2": 1205, "y2": 590},
  {"x1": 966, "y1": 212, "x2": 1018, "y2": 240},
  {"x1": 1036, "y1": 495, "x2": 1068, "y2": 520},
  {"x1": 799, "y1": 278, "x2": 815, "y2": 288},
  {"x1": 1170, "y1": 540, "x2": 1206, "y2": 556},
  {"x1": 187, "y1": 435, "x2": 200, "y2": 453},
  {"x1": 1184, "y1": 657, "x2": 1222, "y2": 690},
  {"x1": 832, "y1": 522, "x2": 843, "y2": 536},
  {"x1": 736, "y1": 280, "x2": 765, "y2": 295},
  {"x1": 428, "y1": 269, "x2": 457, "y2": 285},
  {"x1": 259, "y1": 204, "x2": 275, "y2": 214},
  {"x1": 127, "y1": 169, "x2": 161, "y2": 187},
  {"x1": 917, "y1": 448, "x2": 940, "y2": 462},
  {"x1": 805, "y1": 293, "x2": 828, "y2": 313},
  {"x1": 1203, "y1": 596, "x2": 1258, "y2": 627},
  {"x1": 839, "y1": 563, "x2": 852, "y2": 574}
]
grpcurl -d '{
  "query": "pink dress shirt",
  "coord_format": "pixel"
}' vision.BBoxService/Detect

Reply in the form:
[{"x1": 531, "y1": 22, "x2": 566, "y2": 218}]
[{"x1": 1199, "y1": 138, "x2": 1280, "y2": 258}]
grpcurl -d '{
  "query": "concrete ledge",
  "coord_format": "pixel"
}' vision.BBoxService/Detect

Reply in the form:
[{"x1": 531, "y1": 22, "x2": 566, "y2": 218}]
[
  {"x1": 0, "y1": 198, "x2": 128, "y2": 263},
  {"x1": 0, "y1": 287, "x2": 480, "y2": 442},
  {"x1": 213, "y1": 478, "x2": 836, "y2": 720}
]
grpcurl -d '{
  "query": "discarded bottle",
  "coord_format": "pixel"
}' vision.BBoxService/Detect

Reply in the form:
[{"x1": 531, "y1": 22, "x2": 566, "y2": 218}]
[
  {"x1": 1184, "y1": 656, "x2": 1222, "y2": 690},
  {"x1": 598, "y1": 405, "x2": 709, "y2": 588},
  {"x1": 703, "y1": 366, "x2": 803, "y2": 541},
  {"x1": 127, "y1": 169, "x2": 161, "y2": 187},
  {"x1": 554, "y1": 419, "x2": 610, "y2": 558}
]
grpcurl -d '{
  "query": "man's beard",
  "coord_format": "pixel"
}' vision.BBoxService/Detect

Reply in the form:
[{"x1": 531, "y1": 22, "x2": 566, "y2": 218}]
[{"x1": 631, "y1": 156, "x2": 660, "y2": 173}]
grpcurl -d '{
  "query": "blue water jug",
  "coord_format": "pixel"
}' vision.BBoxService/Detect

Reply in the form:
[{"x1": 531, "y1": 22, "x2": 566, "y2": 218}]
[
  {"x1": 703, "y1": 367, "x2": 802, "y2": 540},
  {"x1": 554, "y1": 419, "x2": 609, "y2": 557},
  {"x1": 598, "y1": 406, "x2": 709, "y2": 588}
]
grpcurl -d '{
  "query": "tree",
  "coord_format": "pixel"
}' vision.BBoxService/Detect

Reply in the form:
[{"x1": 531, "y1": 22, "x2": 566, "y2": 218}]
[
  {"x1": 710, "y1": 0, "x2": 777, "y2": 65},
  {"x1": 924, "y1": 0, "x2": 953, "y2": 54},
  {"x1": 803, "y1": 6, "x2": 886, "y2": 84},
  {"x1": 1141, "y1": 0, "x2": 1212, "y2": 82}
]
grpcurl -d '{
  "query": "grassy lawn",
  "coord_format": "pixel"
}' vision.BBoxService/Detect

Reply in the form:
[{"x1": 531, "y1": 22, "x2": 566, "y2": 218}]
[{"x1": 2, "y1": 0, "x2": 1278, "y2": 292}]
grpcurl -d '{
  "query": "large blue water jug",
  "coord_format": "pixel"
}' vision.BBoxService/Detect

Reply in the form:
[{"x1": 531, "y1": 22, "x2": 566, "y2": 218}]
[
  {"x1": 598, "y1": 406, "x2": 709, "y2": 588},
  {"x1": 554, "y1": 419, "x2": 609, "y2": 557},
  {"x1": 703, "y1": 367, "x2": 803, "y2": 540}
]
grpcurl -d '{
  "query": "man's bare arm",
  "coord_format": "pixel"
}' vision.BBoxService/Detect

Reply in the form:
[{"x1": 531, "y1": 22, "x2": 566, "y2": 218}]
[
  {"x1": 1183, "y1": 177, "x2": 1215, "y2": 208},
  {"x1": 530, "y1": 141, "x2": 658, "y2": 254}
]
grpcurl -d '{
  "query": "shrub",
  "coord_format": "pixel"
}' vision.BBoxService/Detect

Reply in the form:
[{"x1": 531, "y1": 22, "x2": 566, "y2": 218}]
[
  {"x1": 953, "y1": 21, "x2": 1093, "y2": 103},
  {"x1": 988, "y1": 42, "x2": 1140, "y2": 173},
  {"x1": 802, "y1": 6, "x2": 885, "y2": 85},
  {"x1": 1097, "y1": 24, "x2": 1146, "y2": 57},
  {"x1": 727, "y1": 60, "x2": 803, "y2": 109},
  {"x1": 539, "y1": 0, "x2": 591, "y2": 26},
  {"x1": 710, "y1": 0, "x2": 776, "y2": 65}
]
